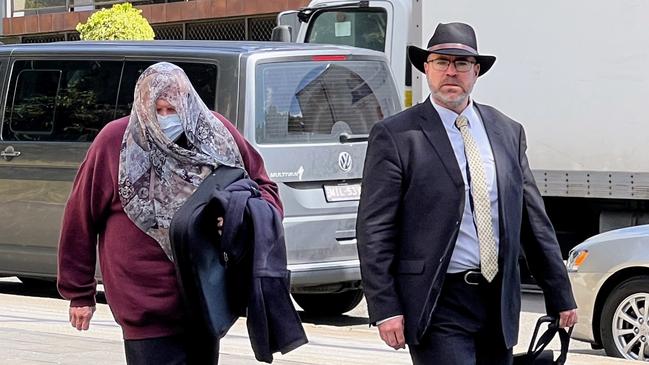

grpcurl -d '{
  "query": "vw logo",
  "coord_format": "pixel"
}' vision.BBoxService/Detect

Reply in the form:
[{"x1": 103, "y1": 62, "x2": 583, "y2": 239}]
[{"x1": 338, "y1": 152, "x2": 352, "y2": 172}]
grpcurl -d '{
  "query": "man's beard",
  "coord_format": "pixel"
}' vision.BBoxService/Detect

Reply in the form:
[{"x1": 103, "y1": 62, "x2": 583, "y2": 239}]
[{"x1": 432, "y1": 89, "x2": 469, "y2": 110}]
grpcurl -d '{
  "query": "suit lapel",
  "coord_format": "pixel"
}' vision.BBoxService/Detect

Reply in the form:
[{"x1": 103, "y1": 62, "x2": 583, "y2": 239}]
[{"x1": 417, "y1": 101, "x2": 464, "y2": 187}]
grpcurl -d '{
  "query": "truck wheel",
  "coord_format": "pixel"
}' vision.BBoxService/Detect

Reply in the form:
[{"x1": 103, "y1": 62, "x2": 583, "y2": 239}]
[
  {"x1": 600, "y1": 276, "x2": 649, "y2": 360},
  {"x1": 293, "y1": 289, "x2": 364, "y2": 316}
]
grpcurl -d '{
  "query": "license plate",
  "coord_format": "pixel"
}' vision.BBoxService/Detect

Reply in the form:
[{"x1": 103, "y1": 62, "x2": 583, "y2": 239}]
[{"x1": 323, "y1": 183, "x2": 362, "y2": 202}]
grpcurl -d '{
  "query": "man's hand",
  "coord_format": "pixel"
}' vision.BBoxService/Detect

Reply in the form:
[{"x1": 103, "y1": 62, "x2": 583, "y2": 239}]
[
  {"x1": 559, "y1": 309, "x2": 578, "y2": 328},
  {"x1": 378, "y1": 315, "x2": 406, "y2": 350},
  {"x1": 69, "y1": 306, "x2": 95, "y2": 331}
]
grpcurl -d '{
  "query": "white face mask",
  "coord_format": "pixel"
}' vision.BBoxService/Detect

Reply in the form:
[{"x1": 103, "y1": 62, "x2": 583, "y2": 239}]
[{"x1": 157, "y1": 113, "x2": 183, "y2": 141}]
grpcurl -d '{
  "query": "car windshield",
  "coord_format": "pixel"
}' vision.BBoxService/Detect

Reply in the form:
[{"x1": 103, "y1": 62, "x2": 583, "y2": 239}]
[{"x1": 254, "y1": 60, "x2": 399, "y2": 144}]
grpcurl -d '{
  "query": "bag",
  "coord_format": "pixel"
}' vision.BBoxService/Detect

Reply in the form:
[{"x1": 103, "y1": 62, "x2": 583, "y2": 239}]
[
  {"x1": 169, "y1": 166, "x2": 247, "y2": 338},
  {"x1": 513, "y1": 315, "x2": 573, "y2": 365}
]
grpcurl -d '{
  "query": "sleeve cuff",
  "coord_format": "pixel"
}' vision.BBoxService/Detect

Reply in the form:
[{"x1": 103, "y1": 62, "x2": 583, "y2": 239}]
[
  {"x1": 70, "y1": 297, "x2": 96, "y2": 308},
  {"x1": 375, "y1": 314, "x2": 403, "y2": 326}
]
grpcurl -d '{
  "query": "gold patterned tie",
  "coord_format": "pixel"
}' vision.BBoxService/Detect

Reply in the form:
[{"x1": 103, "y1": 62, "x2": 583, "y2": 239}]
[{"x1": 455, "y1": 115, "x2": 498, "y2": 282}]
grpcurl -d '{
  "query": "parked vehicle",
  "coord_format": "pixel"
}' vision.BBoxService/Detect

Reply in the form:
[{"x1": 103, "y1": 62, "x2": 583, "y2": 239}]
[
  {"x1": 277, "y1": 0, "x2": 649, "y2": 258},
  {"x1": 567, "y1": 225, "x2": 649, "y2": 361},
  {"x1": 0, "y1": 40, "x2": 401, "y2": 315}
]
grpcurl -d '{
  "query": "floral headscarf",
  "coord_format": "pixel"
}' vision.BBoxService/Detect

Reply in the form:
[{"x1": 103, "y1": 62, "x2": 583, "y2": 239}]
[{"x1": 118, "y1": 62, "x2": 244, "y2": 261}]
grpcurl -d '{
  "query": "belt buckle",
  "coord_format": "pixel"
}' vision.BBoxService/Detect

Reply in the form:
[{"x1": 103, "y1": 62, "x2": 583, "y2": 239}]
[{"x1": 464, "y1": 271, "x2": 481, "y2": 286}]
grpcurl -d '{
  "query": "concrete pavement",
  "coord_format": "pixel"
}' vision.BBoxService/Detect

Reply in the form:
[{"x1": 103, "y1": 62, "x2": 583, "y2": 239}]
[{"x1": 0, "y1": 278, "x2": 636, "y2": 364}]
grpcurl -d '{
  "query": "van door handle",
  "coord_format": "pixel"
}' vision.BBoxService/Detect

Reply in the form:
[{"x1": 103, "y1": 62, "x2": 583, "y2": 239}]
[
  {"x1": 335, "y1": 229, "x2": 355, "y2": 239},
  {"x1": 335, "y1": 229, "x2": 356, "y2": 245},
  {"x1": 336, "y1": 238, "x2": 357, "y2": 245},
  {"x1": 1, "y1": 146, "x2": 21, "y2": 161}
]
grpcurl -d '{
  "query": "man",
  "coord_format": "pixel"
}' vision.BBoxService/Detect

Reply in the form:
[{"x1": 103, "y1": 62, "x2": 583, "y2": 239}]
[{"x1": 356, "y1": 22, "x2": 578, "y2": 364}]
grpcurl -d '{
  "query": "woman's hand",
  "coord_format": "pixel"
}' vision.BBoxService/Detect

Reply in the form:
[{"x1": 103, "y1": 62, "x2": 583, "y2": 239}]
[{"x1": 69, "y1": 305, "x2": 95, "y2": 331}]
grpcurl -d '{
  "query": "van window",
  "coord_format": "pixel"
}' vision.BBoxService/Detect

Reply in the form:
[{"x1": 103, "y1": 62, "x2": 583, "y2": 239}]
[
  {"x1": 2, "y1": 60, "x2": 218, "y2": 142},
  {"x1": 9, "y1": 69, "x2": 61, "y2": 135},
  {"x1": 255, "y1": 60, "x2": 399, "y2": 144},
  {"x1": 4, "y1": 60, "x2": 123, "y2": 142},
  {"x1": 306, "y1": 9, "x2": 387, "y2": 52},
  {"x1": 116, "y1": 61, "x2": 218, "y2": 118}
]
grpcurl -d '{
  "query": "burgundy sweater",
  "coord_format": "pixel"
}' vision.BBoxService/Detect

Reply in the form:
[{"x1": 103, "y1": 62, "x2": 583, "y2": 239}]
[{"x1": 57, "y1": 115, "x2": 282, "y2": 340}]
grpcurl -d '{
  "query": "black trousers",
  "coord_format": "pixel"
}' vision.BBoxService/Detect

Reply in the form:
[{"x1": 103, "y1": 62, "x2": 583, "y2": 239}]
[
  {"x1": 409, "y1": 271, "x2": 513, "y2": 365},
  {"x1": 124, "y1": 333, "x2": 219, "y2": 365}
]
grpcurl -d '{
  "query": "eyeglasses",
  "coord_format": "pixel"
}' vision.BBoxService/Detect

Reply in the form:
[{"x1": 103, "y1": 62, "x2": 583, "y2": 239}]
[{"x1": 426, "y1": 59, "x2": 476, "y2": 72}]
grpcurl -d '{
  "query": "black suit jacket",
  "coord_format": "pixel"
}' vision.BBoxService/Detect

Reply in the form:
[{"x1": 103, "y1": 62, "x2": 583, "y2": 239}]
[{"x1": 356, "y1": 100, "x2": 576, "y2": 348}]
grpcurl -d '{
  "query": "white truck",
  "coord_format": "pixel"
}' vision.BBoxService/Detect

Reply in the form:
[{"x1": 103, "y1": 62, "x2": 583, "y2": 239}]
[{"x1": 276, "y1": 0, "x2": 649, "y2": 258}]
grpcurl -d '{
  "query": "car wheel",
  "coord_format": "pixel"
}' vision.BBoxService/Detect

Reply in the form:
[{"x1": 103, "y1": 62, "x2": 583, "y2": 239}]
[
  {"x1": 293, "y1": 289, "x2": 364, "y2": 315},
  {"x1": 601, "y1": 276, "x2": 649, "y2": 360}
]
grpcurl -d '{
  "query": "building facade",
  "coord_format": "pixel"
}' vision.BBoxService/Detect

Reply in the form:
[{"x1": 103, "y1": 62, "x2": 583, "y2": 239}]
[{"x1": 2, "y1": 0, "x2": 309, "y2": 43}]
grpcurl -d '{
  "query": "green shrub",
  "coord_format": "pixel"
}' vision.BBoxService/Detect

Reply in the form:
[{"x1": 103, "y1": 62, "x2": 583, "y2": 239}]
[{"x1": 76, "y1": 3, "x2": 155, "y2": 41}]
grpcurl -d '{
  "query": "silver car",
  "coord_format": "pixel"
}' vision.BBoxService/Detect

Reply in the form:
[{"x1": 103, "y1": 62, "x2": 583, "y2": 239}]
[{"x1": 567, "y1": 224, "x2": 649, "y2": 361}]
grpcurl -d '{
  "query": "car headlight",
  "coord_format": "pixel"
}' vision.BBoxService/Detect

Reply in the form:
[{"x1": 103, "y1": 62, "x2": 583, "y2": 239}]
[{"x1": 566, "y1": 249, "x2": 589, "y2": 272}]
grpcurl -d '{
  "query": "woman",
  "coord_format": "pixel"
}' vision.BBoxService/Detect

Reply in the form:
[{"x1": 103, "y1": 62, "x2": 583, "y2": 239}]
[{"x1": 57, "y1": 62, "x2": 282, "y2": 364}]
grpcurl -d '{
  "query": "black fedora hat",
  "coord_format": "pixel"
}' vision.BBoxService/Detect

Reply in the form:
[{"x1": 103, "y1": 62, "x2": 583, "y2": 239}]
[{"x1": 408, "y1": 22, "x2": 496, "y2": 76}]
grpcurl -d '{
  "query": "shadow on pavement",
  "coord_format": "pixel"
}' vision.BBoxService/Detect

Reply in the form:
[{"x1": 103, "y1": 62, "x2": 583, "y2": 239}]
[
  {"x1": 298, "y1": 311, "x2": 369, "y2": 327},
  {"x1": 569, "y1": 348, "x2": 607, "y2": 356},
  {"x1": 0, "y1": 277, "x2": 107, "y2": 303},
  {"x1": 1, "y1": 276, "x2": 367, "y2": 328}
]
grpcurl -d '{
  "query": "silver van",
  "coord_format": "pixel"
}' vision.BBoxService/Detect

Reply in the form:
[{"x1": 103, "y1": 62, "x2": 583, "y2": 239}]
[{"x1": 0, "y1": 41, "x2": 401, "y2": 314}]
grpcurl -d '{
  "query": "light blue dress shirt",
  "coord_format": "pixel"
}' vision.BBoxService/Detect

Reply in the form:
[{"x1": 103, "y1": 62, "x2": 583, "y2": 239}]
[{"x1": 429, "y1": 97, "x2": 500, "y2": 273}]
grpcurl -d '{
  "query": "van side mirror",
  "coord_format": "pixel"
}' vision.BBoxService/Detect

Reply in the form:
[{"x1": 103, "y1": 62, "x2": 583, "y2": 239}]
[
  {"x1": 277, "y1": 10, "x2": 300, "y2": 42},
  {"x1": 271, "y1": 25, "x2": 292, "y2": 42}
]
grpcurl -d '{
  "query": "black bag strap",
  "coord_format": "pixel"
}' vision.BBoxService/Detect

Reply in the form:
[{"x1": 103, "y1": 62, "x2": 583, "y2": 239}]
[
  {"x1": 526, "y1": 315, "x2": 573, "y2": 365},
  {"x1": 527, "y1": 316, "x2": 556, "y2": 356},
  {"x1": 554, "y1": 325, "x2": 573, "y2": 365}
]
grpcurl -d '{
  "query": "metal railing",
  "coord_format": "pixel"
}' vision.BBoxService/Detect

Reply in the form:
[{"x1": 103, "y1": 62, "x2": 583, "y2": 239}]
[{"x1": 20, "y1": 15, "x2": 278, "y2": 43}]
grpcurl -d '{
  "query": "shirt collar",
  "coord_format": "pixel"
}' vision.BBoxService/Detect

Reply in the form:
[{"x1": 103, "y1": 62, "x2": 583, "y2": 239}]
[{"x1": 428, "y1": 95, "x2": 481, "y2": 130}]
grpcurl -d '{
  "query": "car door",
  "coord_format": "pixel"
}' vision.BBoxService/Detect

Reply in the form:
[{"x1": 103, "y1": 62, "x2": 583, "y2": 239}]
[{"x1": 0, "y1": 58, "x2": 123, "y2": 279}]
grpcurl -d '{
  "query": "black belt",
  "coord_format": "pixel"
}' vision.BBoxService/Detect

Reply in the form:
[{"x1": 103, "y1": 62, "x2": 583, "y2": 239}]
[{"x1": 446, "y1": 270, "x2": 490, "y2": 286}]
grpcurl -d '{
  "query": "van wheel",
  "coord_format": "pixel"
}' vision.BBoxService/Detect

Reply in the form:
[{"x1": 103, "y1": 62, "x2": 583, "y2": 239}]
[
  {"x1": 600, "y1": 276, "x2": 649, "y2": 360},
  {"x1": 293, "y1": 289, "x2": 364, "y2": 315}
]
